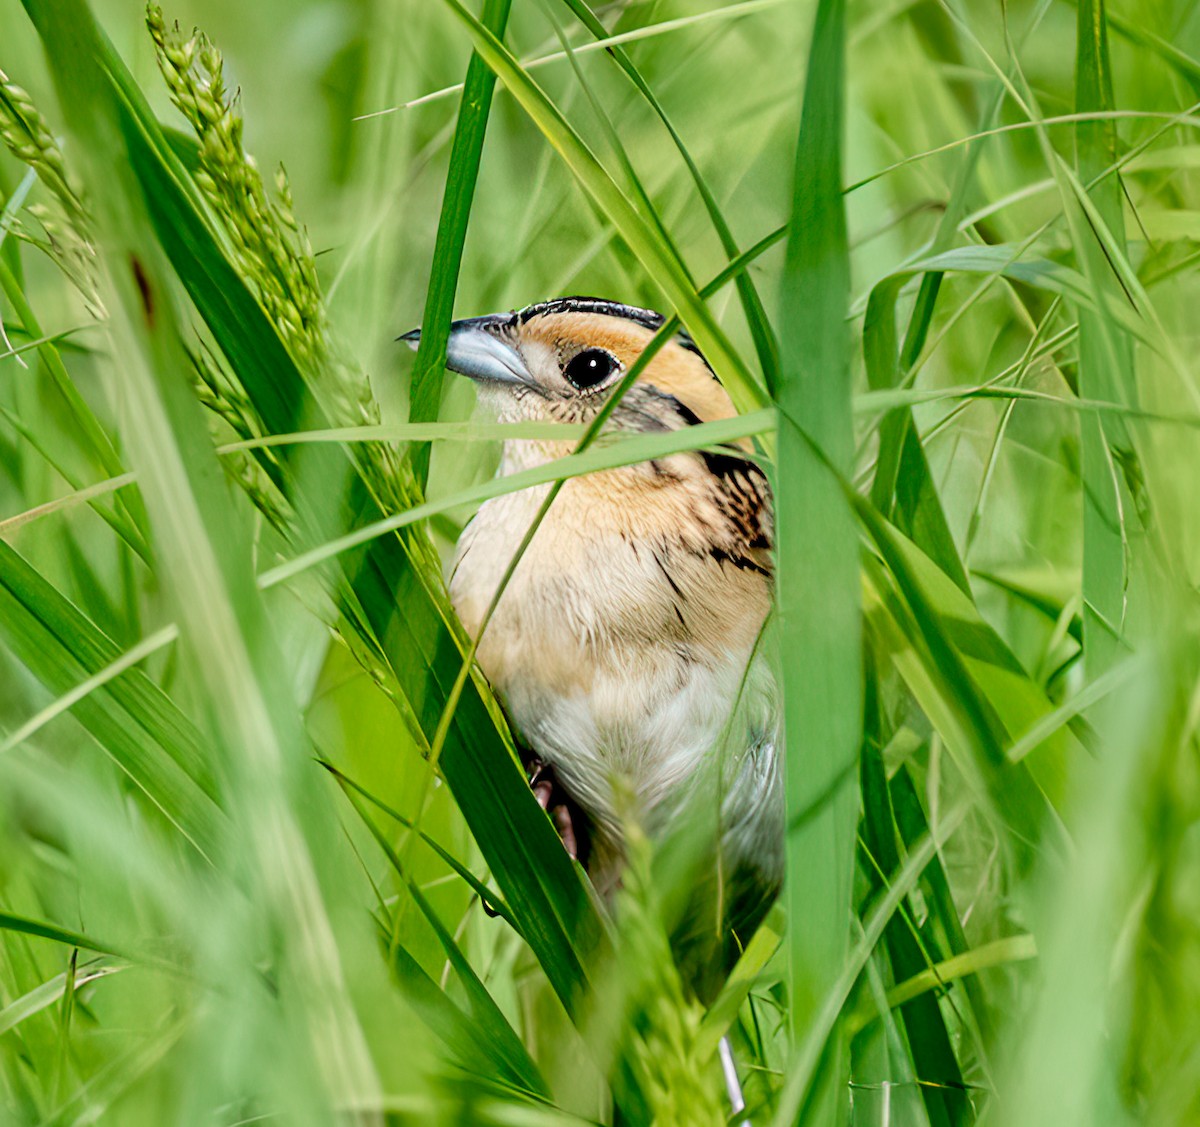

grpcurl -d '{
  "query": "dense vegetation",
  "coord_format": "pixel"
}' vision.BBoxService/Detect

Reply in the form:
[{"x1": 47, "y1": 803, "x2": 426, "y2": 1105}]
[{"x1": 1, "y1": 0, "x2": 1199, "y2": 1123}]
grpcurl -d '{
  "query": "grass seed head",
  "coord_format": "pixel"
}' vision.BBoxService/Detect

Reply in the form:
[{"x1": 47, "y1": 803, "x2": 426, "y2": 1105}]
[{"x1": 0, "y1": 70, "x2": 101, "y2": 314}]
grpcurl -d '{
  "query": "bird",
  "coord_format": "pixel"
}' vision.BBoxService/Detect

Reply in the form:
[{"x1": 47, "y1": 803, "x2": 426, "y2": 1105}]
[{"x1": 402, "y1": 296, "x2": 782, "y2": 993}]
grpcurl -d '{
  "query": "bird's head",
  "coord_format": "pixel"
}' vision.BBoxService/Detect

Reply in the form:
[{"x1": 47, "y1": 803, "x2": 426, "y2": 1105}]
[{"x1": 400, "y1": 296, "x2": 736, "y2": 430}]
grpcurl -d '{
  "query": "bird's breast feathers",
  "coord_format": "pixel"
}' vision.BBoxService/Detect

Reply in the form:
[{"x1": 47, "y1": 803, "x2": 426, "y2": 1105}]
[{"x1": 449, "y1": 443, "x2": 776, "y2": 834}]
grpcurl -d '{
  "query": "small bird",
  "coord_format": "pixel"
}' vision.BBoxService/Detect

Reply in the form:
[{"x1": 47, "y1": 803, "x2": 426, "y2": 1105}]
[{"x1": 403, "y1": 296, "x2": 782, "y2": 988}]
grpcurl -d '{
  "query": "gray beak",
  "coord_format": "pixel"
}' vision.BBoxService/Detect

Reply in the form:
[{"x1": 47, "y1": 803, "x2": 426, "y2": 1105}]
[{"x1": 399, "y1": 314, "x2": 536, "y2": 389}]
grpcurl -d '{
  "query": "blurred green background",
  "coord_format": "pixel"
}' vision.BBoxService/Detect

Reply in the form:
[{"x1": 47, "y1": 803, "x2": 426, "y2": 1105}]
[{"x1": 2, "y1": 0, "x2": 1200, "y2": 1123}]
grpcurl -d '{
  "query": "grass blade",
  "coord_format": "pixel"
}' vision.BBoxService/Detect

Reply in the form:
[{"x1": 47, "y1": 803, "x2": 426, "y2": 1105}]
[
  {"x1": 22, "y1": 0, "x2": 385, "y2": 1110},
  {"x1": 1075, "y1": 0, "x2": 1136, "y2": 675},
  {"x1": 775, "y1": 2, "x2": 860, "y2": 1123},
  {"x1": 0, "y1": 544, "x2": 223, "y2": 859},
  {"x1": 408, "y1": 0, "x2": 513, "y2": 491},
  {"x1": 340, "y1": 781, "x2": 549, "y2": 1099}
]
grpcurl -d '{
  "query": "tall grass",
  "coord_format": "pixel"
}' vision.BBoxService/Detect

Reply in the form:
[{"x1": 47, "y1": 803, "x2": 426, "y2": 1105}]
[{"x1": 1, "y1": 0, "x2": 1199, "y2": 1123}]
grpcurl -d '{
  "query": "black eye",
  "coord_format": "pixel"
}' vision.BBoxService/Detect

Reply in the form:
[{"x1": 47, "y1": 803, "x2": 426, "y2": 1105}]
[{"x1": 563, "y1": 348, "x2": 619, "y2": 391}]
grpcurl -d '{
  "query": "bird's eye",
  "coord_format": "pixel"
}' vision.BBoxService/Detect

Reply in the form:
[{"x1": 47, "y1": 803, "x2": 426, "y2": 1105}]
[{"x1": 563, "y1": 348, "x2": 619, "y2": 391}]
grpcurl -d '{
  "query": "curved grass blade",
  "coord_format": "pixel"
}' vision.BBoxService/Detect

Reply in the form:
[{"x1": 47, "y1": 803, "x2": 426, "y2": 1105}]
[
  {"x1": 856, "y1": 508, "x2": 1080, "y2": 846},
  {"x1": 0, "y1": 545, "x2": 223, "y2": 860},
  {"x1": 541, "y1": 4, "x2": 685, "y2": 283},
  {"x1": 0, "y1": 256, "x2": 147, "y2": 549},
  {"x1": 0, "y1": 961, "x2": 125, "y2": 1040},
  {"x1": 0, "y1": 914, "x2": 128, "y2": 959},
  {"x1": 386, "y1": 937, "x2": 547, "y2": 1100},
  {"x1": 321, "y1": 758, "x2": 519, "y2": 933},
  {"x1": 884, "y1": 935, "x2": 1037, "y2": 1013},
  {"x1": 1100, "y1": 2, "x2": 1200, "y2": 97}
]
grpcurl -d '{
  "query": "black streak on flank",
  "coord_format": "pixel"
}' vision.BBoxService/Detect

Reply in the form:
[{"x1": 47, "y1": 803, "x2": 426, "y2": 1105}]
[
  {"x1": 130, "y1": 256, "x2": 154, "y2": 329},
  {"x1": 710, "y1": 546, "x2": 772, "y2": 579},
  {"x1": 652, "y1": 548, "x2": 688, "y2": 628}
]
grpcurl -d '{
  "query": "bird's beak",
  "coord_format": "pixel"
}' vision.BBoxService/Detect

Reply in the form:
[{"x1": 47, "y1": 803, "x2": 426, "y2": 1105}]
[{"x1": 399, "y1": 315, "x2": 536, "y2": 389}]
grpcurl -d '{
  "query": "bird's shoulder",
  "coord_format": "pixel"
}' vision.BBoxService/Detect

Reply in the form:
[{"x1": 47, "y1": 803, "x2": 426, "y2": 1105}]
[{"x1": 604, "y1": 386, "x2": 774, "y2": 575}]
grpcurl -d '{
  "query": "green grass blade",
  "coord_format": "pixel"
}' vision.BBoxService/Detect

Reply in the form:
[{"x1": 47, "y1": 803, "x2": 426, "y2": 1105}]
[
  {"x1": 0, "y1": 962, "x2": 124, "y2": 1040},
  {"x1": 0, "y1": 404, "x2": 145, "y2": 554},
  {"x1": 861, "y1": 690, "x2": 968, "y2": 1127},
  {"x1": 385, "y1": 937, "x2": 542, "y2": 1097},
  {"x1": 340, "y1": 782, "x2": 549, "y2": 1099},
  {"x1": 857, "y1": 508, "x2": 1079, "y2": 843},
  {"x1": 0, "y1": 542, "x2": 213, "y2": 790},
  {"x1": 1102, "y1": 3, "x2": 1200, "y2": 97},
  {"x1": 0, "y1": 914, "x2": 127, "y2": 959},
  {"x1": 772, "y1": 803, "x2": 972, "y2": 1126},
  {"x1": 259, "y1": 410, "x2": 775, "y2": 587},
  {"x1": 1075, "y1": 0, "x2": 1135, "y2": 676},
  {"x1": 22, "y1": 0, "x2": 385, "y2": 1109},
  {"x1": 0, "y1": 547, "x2": 223, "y2": 860},
  {"x1": 890, "y1": 764, "x2": 993, "y2": 1047},
  {"x1": 408, "y1": 0, "x2": 513, "y2": 491},
  {"x1": 775, "y1": 1, "x2": 860, "y2": 1122},
  {"x1": 321, "y1": 759, "x2": 518, "y2": 931},
  {"x1": 0, "y1": 256, "x2": 143, "y2": 536}
]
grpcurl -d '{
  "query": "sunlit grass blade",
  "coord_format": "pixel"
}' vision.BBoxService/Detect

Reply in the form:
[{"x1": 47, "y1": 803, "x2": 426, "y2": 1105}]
[
  {"x1": 695, "y1": 922, "x2": 781, "y2": 1057},
  {"x1": 883, "y1": 934, "x2": 1037, "y2": 1013},
  {"x1": 0, "y1": 403, "x2": 144, "y2": 554}
]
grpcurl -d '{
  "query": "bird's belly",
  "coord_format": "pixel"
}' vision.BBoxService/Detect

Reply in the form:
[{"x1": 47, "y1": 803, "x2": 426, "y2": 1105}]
[{"x1": 502, "y1": 655, "x2": 757, "y2": 829}]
